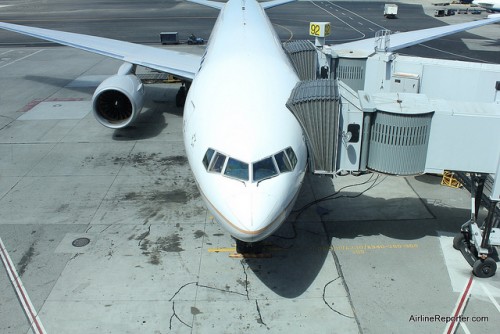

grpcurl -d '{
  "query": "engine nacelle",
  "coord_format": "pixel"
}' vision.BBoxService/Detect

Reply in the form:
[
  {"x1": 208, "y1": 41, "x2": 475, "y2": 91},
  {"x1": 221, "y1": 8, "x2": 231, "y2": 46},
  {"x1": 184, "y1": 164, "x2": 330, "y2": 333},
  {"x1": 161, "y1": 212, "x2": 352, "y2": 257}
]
[{"x1": 92, "y1": 74, "x2": 145, "y2": 129}]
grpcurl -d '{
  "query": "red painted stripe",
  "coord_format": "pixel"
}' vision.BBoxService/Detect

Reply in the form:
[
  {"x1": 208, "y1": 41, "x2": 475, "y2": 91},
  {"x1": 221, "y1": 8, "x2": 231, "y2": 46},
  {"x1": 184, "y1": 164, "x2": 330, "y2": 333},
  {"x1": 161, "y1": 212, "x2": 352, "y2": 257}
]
[
  {"x1": 0, "y1": 241, "x2": 44, "y2": 334},
  {"x1": 446, "y1": 275, "x2": 474, "y2": 334}
]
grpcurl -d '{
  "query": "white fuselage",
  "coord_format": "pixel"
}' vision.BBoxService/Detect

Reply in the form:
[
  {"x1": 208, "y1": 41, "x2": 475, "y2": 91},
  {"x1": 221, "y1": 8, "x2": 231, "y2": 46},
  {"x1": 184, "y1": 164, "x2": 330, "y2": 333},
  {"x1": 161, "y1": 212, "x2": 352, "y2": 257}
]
[
  {"x1": 183, "y1": 0, "x2": 307, "y2": 242},
  {"x1": 473, "y1": 1, "x2": 500, "y2": 12}
]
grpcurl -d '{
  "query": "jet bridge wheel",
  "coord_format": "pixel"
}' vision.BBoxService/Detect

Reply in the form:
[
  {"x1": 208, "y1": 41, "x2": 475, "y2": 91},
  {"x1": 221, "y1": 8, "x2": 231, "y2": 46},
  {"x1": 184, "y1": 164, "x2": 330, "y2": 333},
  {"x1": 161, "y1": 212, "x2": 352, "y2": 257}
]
[
  {"x1": 453, "y1": 233, "x2": 466, "y2": 250},
  {"x1": 473, "y1": 258, "x2": 497, "y2": 278},
  {"x1": 453, "y1": 231, "x2": 479, "y2": 268}
]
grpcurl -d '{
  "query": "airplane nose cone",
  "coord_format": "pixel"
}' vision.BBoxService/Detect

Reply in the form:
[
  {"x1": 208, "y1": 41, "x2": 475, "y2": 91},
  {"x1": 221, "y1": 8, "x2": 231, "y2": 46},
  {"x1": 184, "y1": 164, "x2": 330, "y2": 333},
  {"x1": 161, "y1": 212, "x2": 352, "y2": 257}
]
[{"x1": 224, "y1": 189, "x2": 277, "y2": 233}]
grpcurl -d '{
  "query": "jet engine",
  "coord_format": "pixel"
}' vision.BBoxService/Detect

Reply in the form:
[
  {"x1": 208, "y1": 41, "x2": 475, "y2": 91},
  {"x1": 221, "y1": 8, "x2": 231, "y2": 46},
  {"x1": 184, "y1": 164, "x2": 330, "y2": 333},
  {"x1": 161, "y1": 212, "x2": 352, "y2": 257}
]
[{"x1": 92, "y1": 73, "x2": 145, "y2": 129}]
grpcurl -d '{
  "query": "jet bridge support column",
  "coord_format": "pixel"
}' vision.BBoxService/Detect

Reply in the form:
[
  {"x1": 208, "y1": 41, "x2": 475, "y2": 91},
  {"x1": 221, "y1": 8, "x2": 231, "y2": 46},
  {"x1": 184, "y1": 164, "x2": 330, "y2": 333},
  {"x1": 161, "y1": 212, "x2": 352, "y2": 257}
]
[{"x1": 454, "y1": 172, "x2": 499, "y2": 278}]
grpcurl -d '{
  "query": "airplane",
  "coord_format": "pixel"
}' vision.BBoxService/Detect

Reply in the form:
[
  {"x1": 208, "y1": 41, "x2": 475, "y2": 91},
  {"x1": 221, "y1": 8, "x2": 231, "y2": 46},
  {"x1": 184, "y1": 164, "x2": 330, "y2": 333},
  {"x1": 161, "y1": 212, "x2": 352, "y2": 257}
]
[
  {"x1": 1, "y1": 0, "x2": 499, "y2": 252},
  {"x1": 473, "y1": 1, "x2": 500, "y2": 12}
]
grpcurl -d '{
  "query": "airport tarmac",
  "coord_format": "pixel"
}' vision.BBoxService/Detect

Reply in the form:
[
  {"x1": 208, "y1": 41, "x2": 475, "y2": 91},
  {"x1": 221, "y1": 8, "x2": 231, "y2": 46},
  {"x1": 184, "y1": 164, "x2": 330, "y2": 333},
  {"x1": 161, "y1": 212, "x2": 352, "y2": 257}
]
[{"x1": 1, "y1": 1, "x2": 499, "y2": 333}]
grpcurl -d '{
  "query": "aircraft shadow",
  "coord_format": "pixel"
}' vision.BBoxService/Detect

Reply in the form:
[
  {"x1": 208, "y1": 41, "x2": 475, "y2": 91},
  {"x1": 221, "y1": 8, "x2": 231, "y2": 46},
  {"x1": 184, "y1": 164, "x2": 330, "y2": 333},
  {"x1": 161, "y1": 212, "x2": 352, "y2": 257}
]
[
  {"x1": 242, "y1": 174, "x2": 336, "y2": 299},
  {"x1": 23, "y1": 74, "x2": 96, "y2": 94},
  {"x1": 23, "y1": 75, "x2": 181, "y2": 140},
  {"x1": 246, "y1": 173, "x2": 475, "y2": 298},
  {"x1": 245, "y1": 213, "x2": 332, "y2": 299},
  {"x1": 320, "y1": 174, "x2": 472, "y2": 241}
]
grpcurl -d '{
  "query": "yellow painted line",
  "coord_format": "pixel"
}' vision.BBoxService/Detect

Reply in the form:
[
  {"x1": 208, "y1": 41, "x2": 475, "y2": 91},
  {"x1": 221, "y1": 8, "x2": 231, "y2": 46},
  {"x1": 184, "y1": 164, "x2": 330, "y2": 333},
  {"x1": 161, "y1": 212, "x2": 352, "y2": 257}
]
[
  {"x1": 329, "y1": 243, "x2": 419, "y2": 255},
  {"x1": 208, "y1": 247, "x2": 236, "y2": 253}
]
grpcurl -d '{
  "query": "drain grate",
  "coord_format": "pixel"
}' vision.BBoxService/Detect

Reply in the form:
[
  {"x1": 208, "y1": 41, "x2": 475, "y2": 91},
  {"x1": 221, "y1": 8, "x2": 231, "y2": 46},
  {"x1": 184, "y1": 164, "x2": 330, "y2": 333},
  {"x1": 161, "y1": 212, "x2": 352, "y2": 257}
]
[{"x1": 72, "y1": 237, "x2": 90, "y2": 248}]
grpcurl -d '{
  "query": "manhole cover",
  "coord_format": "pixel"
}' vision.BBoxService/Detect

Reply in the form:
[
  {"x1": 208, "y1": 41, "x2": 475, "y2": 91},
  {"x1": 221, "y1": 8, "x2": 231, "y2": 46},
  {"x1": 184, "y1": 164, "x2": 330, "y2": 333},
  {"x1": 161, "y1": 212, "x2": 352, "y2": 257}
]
[{"x1": 72, "y1": 237, "x2": 90, "y2": 247}]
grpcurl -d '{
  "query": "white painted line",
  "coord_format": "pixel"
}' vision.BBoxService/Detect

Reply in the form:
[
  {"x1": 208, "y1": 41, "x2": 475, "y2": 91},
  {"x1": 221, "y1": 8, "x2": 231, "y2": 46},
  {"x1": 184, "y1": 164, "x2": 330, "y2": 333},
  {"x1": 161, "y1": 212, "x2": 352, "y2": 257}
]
[
  {"x1": 460, "y1": 322, "x2": 471, "y2": 334},
  {"x1": 0, "y1": 49, "x2": 44, "y2": 69},
  {"x1": 326, "y1": 0, "x2": 386, "y2": 30},
  {"x1": 309, "y1": 1, "x2": 366, "y2": 41},
  {"x1": 443, "y1": 275, "x2": 474, "y2": 334},
  {"x1": 0, "y1": 237, "x2": 46, "y2": 334},
  {"x1": 0, "y1": 49, "x2": 13, "y2": 56},
  {"x1": 438, "y1": 233, "x2": 500, "y2": 298},
  {"x1": 480, "y1": 283, "x2": 500, "y2": 313}
]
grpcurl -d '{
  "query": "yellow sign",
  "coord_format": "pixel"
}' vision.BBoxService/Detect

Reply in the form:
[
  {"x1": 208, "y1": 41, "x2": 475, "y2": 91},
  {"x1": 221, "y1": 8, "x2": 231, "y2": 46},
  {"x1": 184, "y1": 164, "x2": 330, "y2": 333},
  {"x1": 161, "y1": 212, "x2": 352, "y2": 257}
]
[{"x1": 309, "y1": 22, "x2": 331, "y2": 37}]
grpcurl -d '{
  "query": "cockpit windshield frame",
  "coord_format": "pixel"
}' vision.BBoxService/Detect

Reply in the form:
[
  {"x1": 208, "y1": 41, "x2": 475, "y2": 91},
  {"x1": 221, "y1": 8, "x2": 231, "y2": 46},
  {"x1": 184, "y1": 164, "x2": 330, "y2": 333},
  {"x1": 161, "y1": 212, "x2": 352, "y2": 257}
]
[
  {"x1": 252, "y1": 156, "x2": 278, "y2": 183},
  {"x1": 224, "y1": 157, "x2": 249, "y2": 182},
  {"x1": 202, "y1": 146, "x2": 297, "y2": 184}
]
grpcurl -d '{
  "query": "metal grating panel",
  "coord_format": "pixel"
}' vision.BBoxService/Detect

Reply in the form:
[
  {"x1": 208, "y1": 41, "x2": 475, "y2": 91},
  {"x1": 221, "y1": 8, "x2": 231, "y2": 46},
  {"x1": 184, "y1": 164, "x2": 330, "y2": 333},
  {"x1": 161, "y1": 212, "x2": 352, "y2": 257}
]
[
  {"x1": 336, "y1": 58, "x2": 366, "y2": 92},
  {"x1": 286, "y1": 80, "x2": 340, "y2": 174},
  {"x1": 367, "y1": 111, "x2": 433, "y2": 175},
  {"x1": 283, "y1": 40, "x2": 318, "y2": 80}
]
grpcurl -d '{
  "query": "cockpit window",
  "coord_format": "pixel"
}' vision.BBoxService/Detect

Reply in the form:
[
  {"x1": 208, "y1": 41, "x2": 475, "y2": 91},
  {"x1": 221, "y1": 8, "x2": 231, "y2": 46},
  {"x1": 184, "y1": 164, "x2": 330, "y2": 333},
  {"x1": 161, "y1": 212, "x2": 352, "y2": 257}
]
[
  {"x1": 203, "y1": 147, "x2": 298, "y2": 183},
  {"x1": 274, "y1": 151, "x2": 292, "y2": 173},
  {"x1": 285, "y1": 147, "x2": 297, "y2": 169},
  {"x1": 224, "y1": 158, "x2": 249, "y2": 181},
  {"x1": 253, "y1": 157, "x2": 278, "y2": 182},
  {"x1": 209, "y1": 152, "x2": 226, "y2": 173},
  {"x1": 203, "y1": 148, "x2": 215, "y2": 169}
]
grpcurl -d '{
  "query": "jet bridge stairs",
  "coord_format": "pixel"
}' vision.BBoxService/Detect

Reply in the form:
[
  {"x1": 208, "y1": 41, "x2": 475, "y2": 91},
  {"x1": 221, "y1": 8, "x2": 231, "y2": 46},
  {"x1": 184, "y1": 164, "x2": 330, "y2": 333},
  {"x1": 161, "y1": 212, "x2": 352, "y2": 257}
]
[{"x1": 282, "y1": 39, "x2": 500, "y2": 277}]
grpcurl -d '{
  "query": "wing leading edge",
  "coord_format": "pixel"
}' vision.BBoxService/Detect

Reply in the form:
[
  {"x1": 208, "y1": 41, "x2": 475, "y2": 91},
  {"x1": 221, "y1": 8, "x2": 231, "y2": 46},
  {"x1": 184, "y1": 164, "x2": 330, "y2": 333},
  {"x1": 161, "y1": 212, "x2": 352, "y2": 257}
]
[
  {"x1": 187, "y1": 0, "x2": 296, "y2": 10},
  {"x1": 0, "y1": 0, "x2": 298, "y2": 79},
  {"x1": 333, "y1": 14, "x2": 500, "y2": 54},
  {"x1": 260, "y1": 0, "x2": 297, "y2": 9},
  {"x1": 0, "y1": 22, "x2": 201, "y2": 80},
  {"x1": 186, "y1": 0, "x2": 225, "y2": 10},
  {"x1": 1, "y1": 4, "x2": 498, "y2": 78}
]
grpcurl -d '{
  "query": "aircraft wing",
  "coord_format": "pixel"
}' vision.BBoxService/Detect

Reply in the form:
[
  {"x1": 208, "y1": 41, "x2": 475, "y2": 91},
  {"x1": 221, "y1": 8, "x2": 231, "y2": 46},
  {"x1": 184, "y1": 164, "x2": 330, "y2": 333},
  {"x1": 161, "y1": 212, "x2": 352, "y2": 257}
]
[
  {"x1": 187, "y1": 0, "x2": 296, "y2": 10},
  {"x1": 0, "y1": 22, "x2": 201, "y2": 80},
  {"x1": 260, "y1": 0, "x2": 297, "y2": 9},
  {"x1": 186, "y1": 0, "x2": 225, "y2": 10},
  {"x1": 332, "y1": 14, "x2": 500, "y2": 54}
]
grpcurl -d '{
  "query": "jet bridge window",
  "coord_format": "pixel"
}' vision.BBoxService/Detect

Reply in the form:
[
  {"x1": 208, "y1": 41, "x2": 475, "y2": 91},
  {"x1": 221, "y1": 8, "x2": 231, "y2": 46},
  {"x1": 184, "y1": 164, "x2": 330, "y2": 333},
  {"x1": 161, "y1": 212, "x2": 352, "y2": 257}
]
[
  {"x1": 224, "y1": 158, "x2": 249, "y2": 181},
  {"x1": 253, "y1": 157, "x2": 278, "y2": 182}
]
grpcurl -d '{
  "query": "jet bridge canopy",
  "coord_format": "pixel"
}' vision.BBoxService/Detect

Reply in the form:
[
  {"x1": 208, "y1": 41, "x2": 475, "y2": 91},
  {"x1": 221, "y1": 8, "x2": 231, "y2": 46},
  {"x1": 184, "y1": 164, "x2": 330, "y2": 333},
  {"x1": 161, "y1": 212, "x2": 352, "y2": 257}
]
[
  {"x1": 286, "y1": 79, "x2": 340, "y2": 174},
  {"x1": 283, "y1": 40, "x2": 318, "y2": 80}
]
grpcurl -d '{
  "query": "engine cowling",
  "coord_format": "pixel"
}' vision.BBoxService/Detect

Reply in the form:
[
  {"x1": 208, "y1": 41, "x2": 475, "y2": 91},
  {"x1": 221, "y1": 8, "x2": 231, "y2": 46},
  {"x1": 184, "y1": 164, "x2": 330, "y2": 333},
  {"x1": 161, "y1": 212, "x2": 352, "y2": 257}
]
[{"x1": 92, "y1": 74, "x2": 145, "y2": 129}]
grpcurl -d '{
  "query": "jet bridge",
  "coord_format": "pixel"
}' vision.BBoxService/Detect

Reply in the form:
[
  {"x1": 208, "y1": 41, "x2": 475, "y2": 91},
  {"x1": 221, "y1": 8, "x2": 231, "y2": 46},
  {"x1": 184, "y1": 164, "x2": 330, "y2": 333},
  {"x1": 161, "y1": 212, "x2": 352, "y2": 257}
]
[
  {"x1": 283, "y1": 40, "x2": 318, "y2": 80},
  {"x1": 286, "y1": 79, "x2": 340, "y2": 174},
  {"x1": 283, "y1": 36, "x2": 500, "y2": 276},
  {"x1": 283, "y1": 39, "x2": 500, "y2": 178}
]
